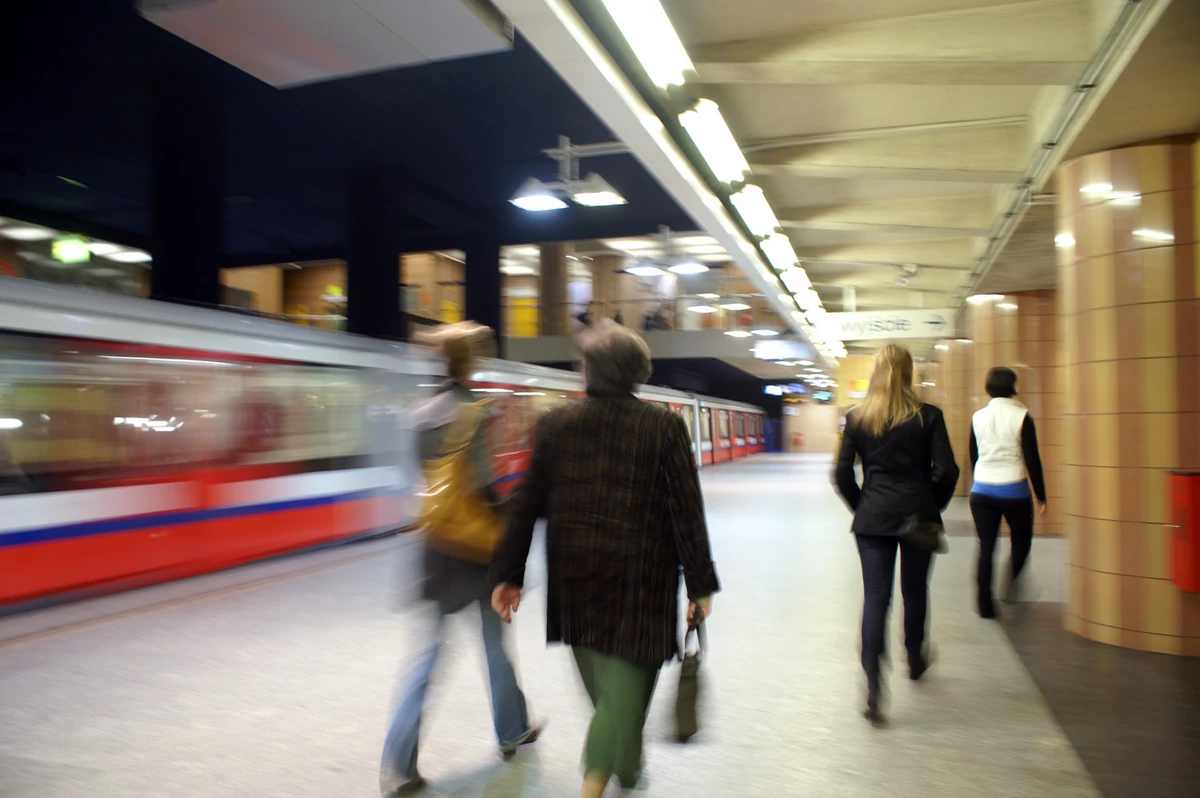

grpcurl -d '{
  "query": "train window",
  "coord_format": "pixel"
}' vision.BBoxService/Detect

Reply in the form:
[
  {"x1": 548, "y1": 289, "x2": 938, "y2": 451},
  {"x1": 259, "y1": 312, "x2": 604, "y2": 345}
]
[
  {"x1": 681, "y1": 405, "x2": 695, "y2": 441},
  {"x1": 700, "y1": 408, "x2": 712, "y2": 442},
  {"x1": 735, "y1": 413, "x2": 744, "y2": 437},
  {"x1": 718, "y1": 410, "x2": 730, "y2": 443}
]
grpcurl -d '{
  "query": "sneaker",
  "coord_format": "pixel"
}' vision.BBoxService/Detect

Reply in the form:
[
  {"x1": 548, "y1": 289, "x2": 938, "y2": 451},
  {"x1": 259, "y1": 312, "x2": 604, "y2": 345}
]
[{"x1": 500, "y1": 723, "x2": 544, "y2": 759}]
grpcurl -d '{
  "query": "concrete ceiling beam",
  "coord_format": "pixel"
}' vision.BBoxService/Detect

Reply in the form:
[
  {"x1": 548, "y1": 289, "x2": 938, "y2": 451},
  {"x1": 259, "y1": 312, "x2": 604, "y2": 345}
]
[
  {"x1": 797, "y1": 238, "x2": 984, "y2": 268},
  {"x1": 778, "y1": 193, "x2": 997, "y2": 234},
  {"x1": 689, "y1": 0, "x2": 1094, "y2": 82}
]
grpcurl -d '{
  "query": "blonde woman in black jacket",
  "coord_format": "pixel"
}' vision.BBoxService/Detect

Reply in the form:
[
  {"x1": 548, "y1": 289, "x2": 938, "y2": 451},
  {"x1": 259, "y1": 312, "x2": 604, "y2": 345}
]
[{"x1": 835, "y1": 344, "x2": 959, "y2": 724}]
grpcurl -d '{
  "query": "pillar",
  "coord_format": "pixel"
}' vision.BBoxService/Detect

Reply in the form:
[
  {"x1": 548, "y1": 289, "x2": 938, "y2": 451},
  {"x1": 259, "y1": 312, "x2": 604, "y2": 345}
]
[
  {"x1": 590, "y1": 253, "x2": 624, "y2": 321},
  {"x1": 464, "y1": 235, "x2": 503, "y2": 355},
  {"x1": 346, "y1": 168, "x2": 405, "y2": 340},
  {"x1": 538, "y1": 243, "x2": 569, "y2": 335},
  {"x1": 1057, "y1": 135, "x2": 1200, "y2": 655},
  {"x1": 966, "y1": 292, "x2": 1064, "y2": 533},
  {"x1": 149, "y1": 70, "x2": 225, "y2": 307}
]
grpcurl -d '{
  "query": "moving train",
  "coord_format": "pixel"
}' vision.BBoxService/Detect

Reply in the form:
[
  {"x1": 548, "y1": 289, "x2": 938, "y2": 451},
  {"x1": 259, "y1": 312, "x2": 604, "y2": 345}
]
[{"x1": 0, "y1": 277, "x2": 765, "y2": 608}]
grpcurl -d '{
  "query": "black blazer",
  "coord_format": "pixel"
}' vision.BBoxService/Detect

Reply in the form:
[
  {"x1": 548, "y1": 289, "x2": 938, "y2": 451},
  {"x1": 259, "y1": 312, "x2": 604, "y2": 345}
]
[{"x1": 834, "y1": 403, "x2": 960, "y2": 536}]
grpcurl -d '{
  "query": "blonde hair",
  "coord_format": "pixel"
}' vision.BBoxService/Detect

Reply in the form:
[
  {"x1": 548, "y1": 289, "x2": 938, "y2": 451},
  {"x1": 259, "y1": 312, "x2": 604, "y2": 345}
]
[
  {"x1": 854, "y1": 344, "x2": 922, "y2": 437},
  {"x1": 415, "y1": 322, "x2": 495, "y2": 382}
]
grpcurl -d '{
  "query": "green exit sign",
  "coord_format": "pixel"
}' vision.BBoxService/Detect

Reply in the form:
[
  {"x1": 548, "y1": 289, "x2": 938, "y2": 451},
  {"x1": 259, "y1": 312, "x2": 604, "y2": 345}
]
[{"x1": 52, "y1": 236, "x2": 90, "y2": 264}]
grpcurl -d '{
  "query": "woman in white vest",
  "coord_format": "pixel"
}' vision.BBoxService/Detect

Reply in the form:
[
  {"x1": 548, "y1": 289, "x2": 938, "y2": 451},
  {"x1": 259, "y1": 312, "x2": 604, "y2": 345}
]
[{"x1": 969, "y1": 367, "x2": 1047, "y2": 618}]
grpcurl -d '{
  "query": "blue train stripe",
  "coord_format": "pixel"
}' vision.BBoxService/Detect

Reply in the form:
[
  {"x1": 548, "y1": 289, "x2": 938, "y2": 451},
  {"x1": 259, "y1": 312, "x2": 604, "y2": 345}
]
[{"x1": 0, "y1": 488, "x2": 399, "y2": 549}]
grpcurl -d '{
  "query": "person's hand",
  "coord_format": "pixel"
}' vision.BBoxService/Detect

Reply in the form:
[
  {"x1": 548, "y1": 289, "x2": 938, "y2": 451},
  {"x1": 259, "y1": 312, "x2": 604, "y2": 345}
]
[
  {"x1": 492, "y1": 583, "x2": 522, "y2": 623},
  {"x1": 1038, "y1": 501, "x2": 1048, "y2": 518},
  {"x1": 687, "y1": 597, "x2": 713, "y2": 626}
]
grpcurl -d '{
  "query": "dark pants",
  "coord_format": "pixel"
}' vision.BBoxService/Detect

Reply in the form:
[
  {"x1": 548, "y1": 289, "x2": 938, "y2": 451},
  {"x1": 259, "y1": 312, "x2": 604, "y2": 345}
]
[
  {"x1": 855, "y1": 534, "x2": 934, "y2": 678},
  {"x1": 969, "y1": 493, "x2": 1034, "y2": 614},
  {"x1": 572, "y1": 647, "x2": 660, "y2": 789}
]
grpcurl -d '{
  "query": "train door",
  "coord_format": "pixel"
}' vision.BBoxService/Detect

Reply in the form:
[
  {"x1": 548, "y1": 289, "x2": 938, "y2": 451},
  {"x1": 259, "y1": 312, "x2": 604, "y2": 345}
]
[
  {"x1": 699, "y1": 406, "x2": 714, "y2": 465},
  {"x1": 714, "y1": 409, "x2": 732, "y2": 463},
  {"x1": 732, "y1": 412, "x2": 747, "y2": 458}
]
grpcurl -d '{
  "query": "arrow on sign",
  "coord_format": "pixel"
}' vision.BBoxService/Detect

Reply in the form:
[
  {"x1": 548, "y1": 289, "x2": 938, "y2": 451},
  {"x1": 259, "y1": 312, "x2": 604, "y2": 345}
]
[{"x1": 925, "y1": 318, "x2": 947, "y2": 329}]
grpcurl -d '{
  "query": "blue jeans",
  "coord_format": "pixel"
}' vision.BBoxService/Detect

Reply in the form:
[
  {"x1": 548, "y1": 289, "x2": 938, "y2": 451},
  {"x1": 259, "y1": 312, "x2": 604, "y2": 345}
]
[{"x1": 380, "y1": 598, "x2": 531, "y2": 784}]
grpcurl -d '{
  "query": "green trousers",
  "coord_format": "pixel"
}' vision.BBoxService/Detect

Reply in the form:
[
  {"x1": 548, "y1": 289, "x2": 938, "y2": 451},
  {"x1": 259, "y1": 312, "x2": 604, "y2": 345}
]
[{"x1": 572, "y1": 646, "x2": 661, "y2": 789}]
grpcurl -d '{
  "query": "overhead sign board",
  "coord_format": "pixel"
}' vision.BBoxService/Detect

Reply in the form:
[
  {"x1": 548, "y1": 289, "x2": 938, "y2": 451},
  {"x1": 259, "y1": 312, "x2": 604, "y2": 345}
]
[{"x1": 820, "y1": 309, "x2": 952, "y2": 341}]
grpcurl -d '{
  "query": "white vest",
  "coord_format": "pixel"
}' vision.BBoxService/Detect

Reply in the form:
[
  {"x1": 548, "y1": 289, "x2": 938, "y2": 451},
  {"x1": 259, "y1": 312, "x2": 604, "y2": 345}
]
[{"x1": 972, "y1": 397, "x2": 1029, "y2": 485}]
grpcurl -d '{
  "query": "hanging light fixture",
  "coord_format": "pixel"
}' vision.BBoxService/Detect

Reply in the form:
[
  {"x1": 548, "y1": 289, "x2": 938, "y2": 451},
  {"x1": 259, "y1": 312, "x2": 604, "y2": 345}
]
[
  {"x1": 570, "y1": 173, "x2": 627, "y2": 207},
  {"x1": 509, "y1": 178, "x2": 568, "y2": 212}
]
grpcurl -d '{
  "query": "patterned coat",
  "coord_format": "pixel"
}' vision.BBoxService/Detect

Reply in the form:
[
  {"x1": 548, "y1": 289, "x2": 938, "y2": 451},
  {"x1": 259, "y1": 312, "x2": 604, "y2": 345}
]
[{"x1": 491, "y1": 392, "x2": 720, "y2": 664}]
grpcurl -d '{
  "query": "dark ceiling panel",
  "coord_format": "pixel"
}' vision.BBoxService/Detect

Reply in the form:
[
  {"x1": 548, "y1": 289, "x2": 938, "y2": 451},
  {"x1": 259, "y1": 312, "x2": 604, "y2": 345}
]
[{"x1": 1, "y1": 0, "x2": 692, "y2": 262}]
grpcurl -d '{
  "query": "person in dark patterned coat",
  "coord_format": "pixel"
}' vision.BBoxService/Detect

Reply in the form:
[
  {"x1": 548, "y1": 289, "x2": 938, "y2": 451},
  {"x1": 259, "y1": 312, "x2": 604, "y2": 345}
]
[{"x1": 491, "y1": 320, "x2": 720, "y2": 798}]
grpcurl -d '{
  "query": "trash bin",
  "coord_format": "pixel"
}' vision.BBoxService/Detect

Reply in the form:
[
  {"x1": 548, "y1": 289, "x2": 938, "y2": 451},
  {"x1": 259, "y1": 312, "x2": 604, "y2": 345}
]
[{"x1": 1169, "y1": 471, "x2": 1200, "y2": 593}]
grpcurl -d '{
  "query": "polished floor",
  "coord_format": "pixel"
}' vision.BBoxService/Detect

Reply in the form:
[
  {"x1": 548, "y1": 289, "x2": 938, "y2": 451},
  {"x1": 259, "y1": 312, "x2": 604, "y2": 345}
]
[{"x1": 0, "y1": 454, "x2": 1136, "y2": 797}]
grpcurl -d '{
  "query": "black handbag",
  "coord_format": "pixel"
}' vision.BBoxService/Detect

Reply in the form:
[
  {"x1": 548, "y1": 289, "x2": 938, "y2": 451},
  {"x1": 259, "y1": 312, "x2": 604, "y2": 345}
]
[
  {"x1": 898, "y1": 514, "x2": 948, "y2": 553},
  {"x1": 675, "y1": 608, "x2": 706, "y2": 742}
]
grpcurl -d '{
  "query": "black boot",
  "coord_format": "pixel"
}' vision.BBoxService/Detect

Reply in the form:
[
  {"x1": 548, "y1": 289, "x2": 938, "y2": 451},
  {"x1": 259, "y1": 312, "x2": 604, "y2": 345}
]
[
  {"x1": 864, "y1": 672, "x2": 884, "y2": 726},
  {"x1": 908, "y1": 649, "x2": 931, "y2": 681}
]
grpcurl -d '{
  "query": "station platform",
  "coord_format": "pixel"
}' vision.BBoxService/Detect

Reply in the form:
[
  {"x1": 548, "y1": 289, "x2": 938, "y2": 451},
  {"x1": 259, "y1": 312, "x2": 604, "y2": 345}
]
[{"x1": 1, "y1": 455, "x2": 1195, "y2": 797}]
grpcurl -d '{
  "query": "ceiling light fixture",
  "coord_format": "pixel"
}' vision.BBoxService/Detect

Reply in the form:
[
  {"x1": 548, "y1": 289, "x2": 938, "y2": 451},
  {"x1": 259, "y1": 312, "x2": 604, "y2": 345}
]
[
  {"x1": 667, "y1": 258, "x2": 709, "y2": 275},
  {"x1": 509, "y1": 178, "x2": 568, "y2": 212},
  {"x1": 600, "y1": 0, "x2": 693, "y2": 88},
  {"x1": 1054, "y1": 232, "x2": 1075, "y2": 248},
  {"x1": 678, "y1": 99, "x2": 750, "y2": 184},
  {"x1": 697, "y1": 293, "x2": 720, "y2": 300},
  {"x1": 724, "y1": 330, "x2": 753, "y2": 338},
  {"x1": 719, "y1": 302, "x2": 751, "y2": 311},
  {"x1": 998, "y1": 302, "x2": 1018, "y2": 310},
  {"x1": 626, "y1": 263, "x2": 666, "y2": 278},
  {"x1": 966, "y1": 294, "x2": 1004, "y2": 305},
  {"x1": 105, "y1": 249, "x2": 152, "y2": 263},
  {"x1": 500, "y1": 264, "x2": 537, "y2": 276},
  {"x1": 689, "y1": 305, "x2": 719, "y2": 314},
  {"x1": 570, "y1": 173, "x2": 627, "y2": 207},
  {"x1": 935, "y1": 344, "x2": 949, "y2": 351},
  {"x1": 1, "y1": 226, "x2": 55, "y2": 241},
  {"x1": 760, "y1": 235, "x2": 797, "y2": 271},
  {"x1": 752, "y1": 329, "x2": 779, "y2": 336},
  {"x1": 779, "y1": 267, "x2": 811, "y2": 292},
  {"x1": 731, "y1": 185, "x2": 781, "y2": 238},
  {"x1": 86, "y1": 242, "x2": 123, "y2": 256}
]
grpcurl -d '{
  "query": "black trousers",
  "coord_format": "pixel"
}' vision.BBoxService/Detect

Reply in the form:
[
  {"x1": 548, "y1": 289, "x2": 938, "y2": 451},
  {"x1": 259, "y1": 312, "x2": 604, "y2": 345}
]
[
  {"x1": 969, "y1": 493, "x2": 1034, "y2": 614},
  {"x1": 855, "y1": 534, "x2": 934, "y2": 678}
]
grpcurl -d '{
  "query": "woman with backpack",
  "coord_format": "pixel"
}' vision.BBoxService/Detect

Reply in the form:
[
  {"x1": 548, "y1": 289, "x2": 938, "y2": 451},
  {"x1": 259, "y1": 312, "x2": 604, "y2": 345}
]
[
  {"x1": 834, "y1": 344, "x2": 959, "y2": 725},
  {"x1": 379, "y1": 322, "x2": 539, "y2": 797}
]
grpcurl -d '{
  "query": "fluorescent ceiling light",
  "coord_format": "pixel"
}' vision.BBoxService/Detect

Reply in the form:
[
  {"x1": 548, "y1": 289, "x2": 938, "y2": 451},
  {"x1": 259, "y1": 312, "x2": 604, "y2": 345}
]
[
  {"x1": 779, "y1": 267, "x2": 811, "y2": 292},
  {"x1": 1133, "y1": 229, "x2": 1174, "y2": 242},
  {"x1": 603, "y1": 238, "x2": 658, "y2": 251},
  {"x1": 570, "y1": 172, "x2": 627, "y2": 207},
  {"x1": 509, "y1": 177, "x2": 568, "y2": 212},
  {"x1": 697, "y1": 293, "x2": 720, "y2": 300},
  {"x1": 1, "y1": 226, "x2": 55, "y2": 241},
  {"x1": 0, "y1": 418, "x2": 22, "y2": 430},
  {"x1": 600, "y1": 0, "x2": 694, "y2": 89},
  {"x1": 626, "y1": 263, "x2": 665, "y2": 278},
  {"x1": 500, "y1": 264, "x2": 537, "y2": 276},
  {"x1": 1080, "y1": 182, "x2": 1113, "y2": 196},
  {"x1": 752, "y1": 329, "x2": 779, "y2": 336},
  {"x1": 724, "y1": 330, "x2": 753, "y2": 338},
  {"x1": 719, "y1": 302, "x2": 751, "y2": 311},
  {"x1": 934, "y1": 344, "x2": 949, "y2": 351},
  {"x1": 688, "y1": 305, "x2": 719, "y2": 314},
  {"x1": 105, "y1": 249, "x2": 152, "y2": 263},
  {"x1": 86, "y1": 242, "x2": 123, "y2": 256},
  {"x1": 794, "y1": 289, "x2": 821, "y2": 312},
  {"x1": 798, "y1": 360, "x2": 814, "y2": 366},
  {"x1": 668, "y1": 260, "x2": 709, "y2": 275},
  {"x1": 731, "y1": 185, "x2": 781, "y2": 237},
  {"x1": 678, "y1": 98, "x2": 749, "y2": 184},
  {"x1": 760, "y1": 235, "x2": 797, "y2": 271},
  {"x1": 1054, "y1": 233, "x2": 1075, "y2": 248},
  {"x1": 966, "y1": 294, "x2": 1003, "y2": 304}
]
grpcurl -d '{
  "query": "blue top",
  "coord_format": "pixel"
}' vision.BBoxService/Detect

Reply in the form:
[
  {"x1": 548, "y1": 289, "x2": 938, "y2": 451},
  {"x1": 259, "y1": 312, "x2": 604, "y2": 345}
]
[{"x1": 971, "y1": 479, "x2": 1031, "y2": 500}]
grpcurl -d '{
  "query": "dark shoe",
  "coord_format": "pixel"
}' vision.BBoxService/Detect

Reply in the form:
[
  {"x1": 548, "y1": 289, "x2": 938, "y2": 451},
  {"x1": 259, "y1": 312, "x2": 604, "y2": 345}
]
[
  {"x1": 864, "y1": 674, "x2": 884, "y2": 726},
  {"x1": 908, "y1": 649, "x2": 932, "y2": 681},
  {"x1": 500, "y1": 722, "x2": 543, "y2": 759},
  {"x1": 388, "y1": 775, "x2": 428, "y2": 797},
  {"x1": 979, "y1": 601, "x2": 997, "y2": 619}
]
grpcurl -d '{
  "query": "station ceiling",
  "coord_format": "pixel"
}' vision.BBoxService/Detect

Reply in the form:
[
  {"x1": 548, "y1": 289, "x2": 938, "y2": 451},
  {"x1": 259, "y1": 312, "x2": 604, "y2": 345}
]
[{"x1": 0, "y1": 0, "x2": 694, "y2": 266}]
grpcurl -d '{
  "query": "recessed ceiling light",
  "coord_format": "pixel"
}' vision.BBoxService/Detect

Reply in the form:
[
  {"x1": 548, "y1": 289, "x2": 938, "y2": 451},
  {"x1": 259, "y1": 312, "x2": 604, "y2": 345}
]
[
  {"x1": 1, "y1": 226, "x2": 55, "y2": 241},
  {"x1": 752, "y1": 329, "x2": 779, "y2": 336},
  {"x1": 668, "y1": 260, "x2": 709, "y2": 275},
  {"x1": 500, "y1": 264, "x2": 537, "y2": 276},
  {"x1": 697, "y1": 293, "x2": 720, "y2": 300},
  {"x1": 724, "y1": 330, "x2": 753, "y2": 338},
  {"x1": 719, "y1": 302, "x2": 751, "y2": 311},
  {"x1": 688, "y1": 305, "x2": 719, "y2": 314}
]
